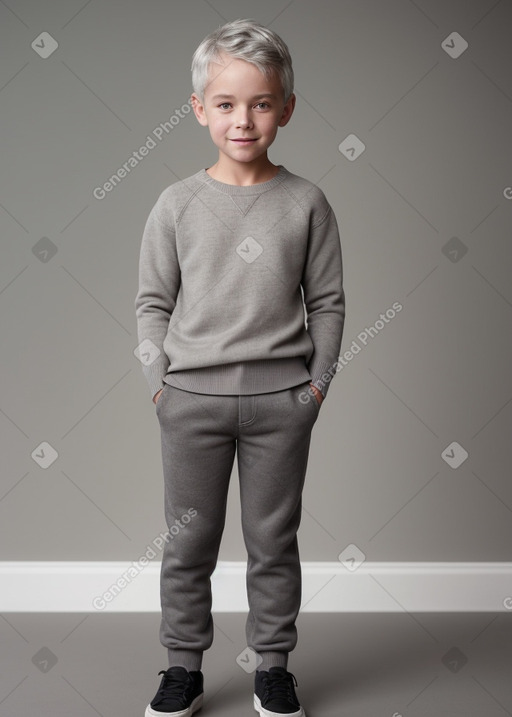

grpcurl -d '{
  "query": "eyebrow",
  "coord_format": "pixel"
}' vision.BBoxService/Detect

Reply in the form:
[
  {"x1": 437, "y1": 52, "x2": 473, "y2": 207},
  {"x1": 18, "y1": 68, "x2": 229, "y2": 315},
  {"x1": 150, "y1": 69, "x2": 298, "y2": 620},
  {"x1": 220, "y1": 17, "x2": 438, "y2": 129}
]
[{"x1": 211, "y1": 93, "x2": 278, "y2": 101}]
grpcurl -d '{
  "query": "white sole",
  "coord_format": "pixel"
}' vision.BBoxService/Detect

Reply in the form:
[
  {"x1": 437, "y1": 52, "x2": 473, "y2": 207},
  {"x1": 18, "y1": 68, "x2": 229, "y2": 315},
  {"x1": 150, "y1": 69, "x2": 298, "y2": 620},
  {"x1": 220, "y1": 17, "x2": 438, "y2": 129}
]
[
  {"x1": 145, "y1": 692, "x2": 203, "y2": 717},
  {"x1": 253, "y1": 693, "x2": 305, "y2": 717}
]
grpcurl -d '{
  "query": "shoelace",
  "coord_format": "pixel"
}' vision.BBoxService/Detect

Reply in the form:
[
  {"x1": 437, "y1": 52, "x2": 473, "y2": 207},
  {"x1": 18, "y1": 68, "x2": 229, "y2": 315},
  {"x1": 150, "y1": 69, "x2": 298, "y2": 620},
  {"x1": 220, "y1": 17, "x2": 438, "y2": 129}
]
[
  {"x1": 262, "y1": 670, "x2": 299, "y2": 704},
  {"x1": 154, "y1": 669, "x2": 193, "y2": 705}
]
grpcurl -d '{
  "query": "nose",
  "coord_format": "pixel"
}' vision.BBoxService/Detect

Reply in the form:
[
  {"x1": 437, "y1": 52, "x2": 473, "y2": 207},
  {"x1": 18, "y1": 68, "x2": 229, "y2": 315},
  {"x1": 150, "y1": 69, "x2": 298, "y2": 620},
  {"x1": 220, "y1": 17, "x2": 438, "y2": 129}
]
[{"x1": 236, "y1": 110, "x2": 253, "y2": 129}]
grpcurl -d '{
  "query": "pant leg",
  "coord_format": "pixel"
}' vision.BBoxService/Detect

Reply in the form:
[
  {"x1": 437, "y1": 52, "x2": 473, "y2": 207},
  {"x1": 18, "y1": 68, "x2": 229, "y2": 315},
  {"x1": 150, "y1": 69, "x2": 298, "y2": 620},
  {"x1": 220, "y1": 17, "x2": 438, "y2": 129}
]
[
  {"x1": 156, "y1": 383, "x2": 238, "y2": 670},
  {"x1": 236, "y1": 381, "x2": 321, "y2": 670}
]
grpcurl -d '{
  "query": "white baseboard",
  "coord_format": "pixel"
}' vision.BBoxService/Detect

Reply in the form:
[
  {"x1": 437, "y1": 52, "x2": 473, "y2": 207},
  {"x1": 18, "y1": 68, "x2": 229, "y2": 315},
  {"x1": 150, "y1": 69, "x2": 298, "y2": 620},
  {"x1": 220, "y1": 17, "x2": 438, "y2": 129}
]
[{"x1": 1, "y1": 561, "x2": 511, "y2": 612}]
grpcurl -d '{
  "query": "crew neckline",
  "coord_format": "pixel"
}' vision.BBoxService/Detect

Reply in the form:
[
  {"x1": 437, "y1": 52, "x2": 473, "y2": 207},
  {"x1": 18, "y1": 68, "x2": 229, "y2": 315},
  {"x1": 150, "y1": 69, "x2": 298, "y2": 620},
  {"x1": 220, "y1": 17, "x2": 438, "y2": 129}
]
[{"x1": 197, "y1": 165, "x2": 287, "y2": 195}]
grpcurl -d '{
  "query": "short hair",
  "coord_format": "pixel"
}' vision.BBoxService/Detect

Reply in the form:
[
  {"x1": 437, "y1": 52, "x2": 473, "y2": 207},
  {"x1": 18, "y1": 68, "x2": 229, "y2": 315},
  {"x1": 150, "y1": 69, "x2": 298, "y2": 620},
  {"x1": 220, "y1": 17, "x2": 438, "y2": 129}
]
[{"x1": 191, "y1": 18, "x2": 294, "y2": 103}]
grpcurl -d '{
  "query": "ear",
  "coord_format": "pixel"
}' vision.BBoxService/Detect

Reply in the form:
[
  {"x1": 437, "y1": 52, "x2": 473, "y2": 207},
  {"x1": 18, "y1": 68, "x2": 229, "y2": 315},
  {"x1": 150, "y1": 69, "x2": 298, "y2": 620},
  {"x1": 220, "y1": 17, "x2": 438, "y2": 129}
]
[
  {"x1": 190, "y1": 93, "x2": 208, "y2": 127},
  {"x1": 278, "y1": 93, "x2": 296, "y2": 128}
]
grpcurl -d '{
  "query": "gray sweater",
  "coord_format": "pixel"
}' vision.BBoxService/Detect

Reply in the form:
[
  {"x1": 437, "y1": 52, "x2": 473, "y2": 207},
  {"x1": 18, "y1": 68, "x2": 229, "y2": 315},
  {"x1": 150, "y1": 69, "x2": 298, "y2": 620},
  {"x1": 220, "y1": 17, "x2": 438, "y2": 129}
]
[{"x1": 135, "y1": 165, "x2": 345, "y2": 400}]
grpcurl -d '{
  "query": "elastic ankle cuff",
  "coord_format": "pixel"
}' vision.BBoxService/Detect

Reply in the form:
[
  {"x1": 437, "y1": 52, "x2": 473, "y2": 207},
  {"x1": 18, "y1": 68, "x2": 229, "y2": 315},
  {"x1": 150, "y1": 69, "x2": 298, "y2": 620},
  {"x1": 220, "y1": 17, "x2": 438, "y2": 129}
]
[
  {"x1": 256, "y1": 651, "x2": 288, "y2": 671},
  {"x1": 167, "y1": 649, "x2": 203, "y2": 671}
]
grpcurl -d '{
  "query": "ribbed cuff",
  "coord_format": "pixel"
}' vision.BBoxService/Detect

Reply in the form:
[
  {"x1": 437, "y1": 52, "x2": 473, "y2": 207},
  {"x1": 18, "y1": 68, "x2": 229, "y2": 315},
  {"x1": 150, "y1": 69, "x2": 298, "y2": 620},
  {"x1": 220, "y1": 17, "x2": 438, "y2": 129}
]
[
  {"x1": 142, "y1": 358, "x2": 169, "y2": 400},
  {"x1": 308, "y1": 358, "x2": 340, "y2": 398},
  {"x1": 167, "y1": 649, "x2": 203, "y2": 672},
  {"x1": 256, "y1": 651, "x2": 288, "y2": 671}
]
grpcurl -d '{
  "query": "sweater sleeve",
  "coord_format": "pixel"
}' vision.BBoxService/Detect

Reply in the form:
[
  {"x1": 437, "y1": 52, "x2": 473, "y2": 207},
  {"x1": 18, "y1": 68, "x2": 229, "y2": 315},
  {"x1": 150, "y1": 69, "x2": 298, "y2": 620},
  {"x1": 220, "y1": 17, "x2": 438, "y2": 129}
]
[
  {"x1": 134, "y1": 198, "x2": 180, "y2": 400},
  {"x1": 301, "y1": 199, "x2": 345, "y2": 398}
]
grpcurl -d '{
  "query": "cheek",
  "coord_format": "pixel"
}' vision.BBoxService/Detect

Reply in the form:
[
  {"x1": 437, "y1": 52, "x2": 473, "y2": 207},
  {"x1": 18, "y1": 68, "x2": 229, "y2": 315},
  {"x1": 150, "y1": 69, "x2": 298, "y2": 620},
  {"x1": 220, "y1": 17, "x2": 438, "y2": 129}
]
[
  {"x1": 260, "y1": 116, "x2": 281, "y2": 135},
  {"x1": 210, "y1": 118, "x2": 229, "y2": 137}
]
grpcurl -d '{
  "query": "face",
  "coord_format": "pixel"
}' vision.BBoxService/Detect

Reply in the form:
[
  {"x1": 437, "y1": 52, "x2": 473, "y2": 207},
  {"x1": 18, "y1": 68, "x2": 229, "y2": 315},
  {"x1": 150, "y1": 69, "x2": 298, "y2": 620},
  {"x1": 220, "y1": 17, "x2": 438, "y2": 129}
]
[{"x1": 191, "y1": 52, "x2": 295, "y2": 167}]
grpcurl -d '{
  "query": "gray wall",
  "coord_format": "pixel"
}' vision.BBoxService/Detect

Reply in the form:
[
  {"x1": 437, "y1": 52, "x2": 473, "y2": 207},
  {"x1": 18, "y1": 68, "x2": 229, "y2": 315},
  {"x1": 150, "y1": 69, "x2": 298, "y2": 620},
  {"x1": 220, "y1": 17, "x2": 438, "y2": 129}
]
[{"x1": 1, "y1": 0, "x2": 511, "y2": 564}]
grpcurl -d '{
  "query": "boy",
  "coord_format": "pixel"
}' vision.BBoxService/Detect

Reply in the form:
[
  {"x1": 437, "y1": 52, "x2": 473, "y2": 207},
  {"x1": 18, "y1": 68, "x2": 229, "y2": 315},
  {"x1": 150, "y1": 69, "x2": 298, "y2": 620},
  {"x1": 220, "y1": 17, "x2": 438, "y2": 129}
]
[{"x1": 135, "y1": 18, "x2": 345, "y2": 717}]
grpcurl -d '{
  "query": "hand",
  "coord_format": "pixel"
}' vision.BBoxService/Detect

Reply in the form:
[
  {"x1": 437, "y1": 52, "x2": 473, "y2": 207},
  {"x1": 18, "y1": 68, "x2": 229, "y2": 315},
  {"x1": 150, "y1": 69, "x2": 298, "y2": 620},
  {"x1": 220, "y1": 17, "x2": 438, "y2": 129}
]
[
  {"x1": 153, "y1": 388, "x2": 163, "y2": 405},
  {"x1": 309, "y1": 383, "x2": 324, "y2": 406}
]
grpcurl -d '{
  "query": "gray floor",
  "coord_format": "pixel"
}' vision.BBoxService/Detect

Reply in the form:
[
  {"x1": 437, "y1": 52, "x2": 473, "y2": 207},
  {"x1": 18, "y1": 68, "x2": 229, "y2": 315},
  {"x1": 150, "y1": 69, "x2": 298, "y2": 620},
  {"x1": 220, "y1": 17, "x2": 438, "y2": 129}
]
[{"x1": 0, "y1": 612, "x2": 511, "y2": 716}]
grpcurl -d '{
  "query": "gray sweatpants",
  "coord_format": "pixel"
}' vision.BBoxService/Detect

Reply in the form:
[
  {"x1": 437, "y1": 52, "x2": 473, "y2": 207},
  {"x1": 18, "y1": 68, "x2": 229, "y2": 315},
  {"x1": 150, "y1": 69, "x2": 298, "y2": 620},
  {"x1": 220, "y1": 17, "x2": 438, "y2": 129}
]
[{"x1": 155, "y1": 379, "x2": 321, "y2": 672}]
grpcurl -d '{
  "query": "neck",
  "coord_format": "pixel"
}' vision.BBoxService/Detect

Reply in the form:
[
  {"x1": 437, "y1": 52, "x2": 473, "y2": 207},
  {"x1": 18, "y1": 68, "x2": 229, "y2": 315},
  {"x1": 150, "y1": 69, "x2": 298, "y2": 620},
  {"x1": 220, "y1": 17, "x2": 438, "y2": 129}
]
[{"x1": 206, "y1": 155, "x2": 279, "y2": 186}]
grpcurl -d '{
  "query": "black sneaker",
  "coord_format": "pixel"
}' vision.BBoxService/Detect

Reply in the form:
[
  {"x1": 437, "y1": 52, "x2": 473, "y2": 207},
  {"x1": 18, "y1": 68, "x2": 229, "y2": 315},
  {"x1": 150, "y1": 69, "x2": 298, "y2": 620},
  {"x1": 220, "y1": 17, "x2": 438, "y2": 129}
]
[
  {"x1": 254, "y1": 666, "x2": 305, "y2": 716},
  {"x1": 145, "y1": 666, "x2": 203, "y2": 716}
]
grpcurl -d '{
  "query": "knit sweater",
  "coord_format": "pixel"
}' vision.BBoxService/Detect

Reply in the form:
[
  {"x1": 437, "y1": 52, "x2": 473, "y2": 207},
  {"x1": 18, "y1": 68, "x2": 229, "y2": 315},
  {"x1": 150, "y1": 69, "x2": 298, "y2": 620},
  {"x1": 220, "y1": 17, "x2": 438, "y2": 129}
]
[{"x1": 135, "y1": 165, "x2": 345, "y2": 400}]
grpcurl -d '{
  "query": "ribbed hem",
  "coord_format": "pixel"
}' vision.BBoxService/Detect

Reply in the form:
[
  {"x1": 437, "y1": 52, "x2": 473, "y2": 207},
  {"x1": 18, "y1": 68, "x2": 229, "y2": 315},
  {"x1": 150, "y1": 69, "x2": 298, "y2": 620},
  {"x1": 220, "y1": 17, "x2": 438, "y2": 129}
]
[
  {"x1": 256, "y1": 651, "x2": 288, "y2": 671},
  {"x1": 167, "y1": 649, "x2": 203, "y2": 672},
  {"x1": 164, "y1": 357, "x2": 311, "y2": 395}
]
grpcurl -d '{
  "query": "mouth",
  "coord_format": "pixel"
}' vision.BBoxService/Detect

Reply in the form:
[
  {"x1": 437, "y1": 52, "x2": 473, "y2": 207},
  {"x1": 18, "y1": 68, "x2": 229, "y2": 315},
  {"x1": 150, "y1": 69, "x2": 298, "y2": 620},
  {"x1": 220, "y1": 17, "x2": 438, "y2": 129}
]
[{"x1": 230, "y1": 138, "x2": 257, "y2": 143}]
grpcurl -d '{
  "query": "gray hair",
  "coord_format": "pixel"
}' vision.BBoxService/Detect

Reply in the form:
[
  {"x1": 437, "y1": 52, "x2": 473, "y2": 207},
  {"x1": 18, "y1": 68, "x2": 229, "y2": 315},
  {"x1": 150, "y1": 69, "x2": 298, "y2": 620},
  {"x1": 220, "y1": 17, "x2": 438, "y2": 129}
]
[{"x1": 191, "y1": 18, "x2": 294, "y2": 103}]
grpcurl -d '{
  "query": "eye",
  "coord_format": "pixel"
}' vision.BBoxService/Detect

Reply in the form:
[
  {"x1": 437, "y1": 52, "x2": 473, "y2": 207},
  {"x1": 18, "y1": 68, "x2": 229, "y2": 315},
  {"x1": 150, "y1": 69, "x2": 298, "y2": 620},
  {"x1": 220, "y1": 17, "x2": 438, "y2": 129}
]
[
  {"x1": 255, "y1": 102, "x2": 270, "y2": 109},
  {"x1": 218, "y1": 102, "x2": 232, "y2": 110}
]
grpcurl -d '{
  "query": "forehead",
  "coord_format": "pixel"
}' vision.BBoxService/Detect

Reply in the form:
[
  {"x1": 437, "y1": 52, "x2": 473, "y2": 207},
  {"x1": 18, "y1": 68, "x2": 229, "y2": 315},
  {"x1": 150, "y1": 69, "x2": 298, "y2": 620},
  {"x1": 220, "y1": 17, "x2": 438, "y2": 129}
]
[{"x1": 205, "y1": 52, "x2": 283, "y2": 99}]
